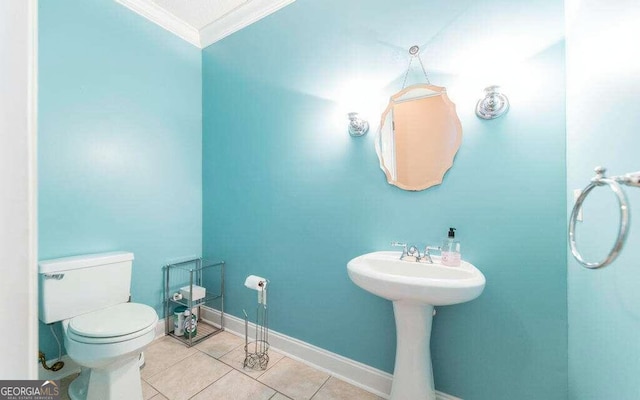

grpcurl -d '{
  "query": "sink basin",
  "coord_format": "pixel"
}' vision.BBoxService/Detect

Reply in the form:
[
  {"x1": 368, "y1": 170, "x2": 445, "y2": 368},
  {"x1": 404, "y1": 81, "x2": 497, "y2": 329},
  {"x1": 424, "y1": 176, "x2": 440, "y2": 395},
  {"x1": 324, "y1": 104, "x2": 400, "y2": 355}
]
[
  {"x1": 347, "y1": 251, "x2": 486, "y2": 400},
  {"x1": 347, "y1": 251, "x2": 485, "y2": 305}
]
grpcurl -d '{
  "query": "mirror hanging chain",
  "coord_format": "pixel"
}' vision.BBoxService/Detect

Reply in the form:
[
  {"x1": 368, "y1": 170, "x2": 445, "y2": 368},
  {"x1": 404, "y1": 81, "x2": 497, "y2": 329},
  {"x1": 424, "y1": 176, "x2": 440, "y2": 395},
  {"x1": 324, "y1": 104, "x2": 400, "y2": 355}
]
[{"x1": 401, "y1": 45, "x2": 431, "y2": 89}]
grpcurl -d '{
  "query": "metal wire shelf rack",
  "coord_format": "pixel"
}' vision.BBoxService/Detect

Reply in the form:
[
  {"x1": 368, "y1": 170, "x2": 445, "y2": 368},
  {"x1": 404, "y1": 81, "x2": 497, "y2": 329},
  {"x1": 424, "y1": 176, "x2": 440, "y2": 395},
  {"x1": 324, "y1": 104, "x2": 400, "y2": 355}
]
[{"x1": 163, "y1": 258, "x2": 225, "y2": 347}]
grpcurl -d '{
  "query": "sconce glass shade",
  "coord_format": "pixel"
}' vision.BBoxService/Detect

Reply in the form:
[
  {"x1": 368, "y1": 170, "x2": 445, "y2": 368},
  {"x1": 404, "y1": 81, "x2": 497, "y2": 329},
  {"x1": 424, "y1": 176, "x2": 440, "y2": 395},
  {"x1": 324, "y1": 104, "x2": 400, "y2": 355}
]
[
  {"x1": 476, "y1": 86, "x2": 509, "y2": 120},
  {"x1": 348, "y1": 112, "x2": 369, "y2": 137}
]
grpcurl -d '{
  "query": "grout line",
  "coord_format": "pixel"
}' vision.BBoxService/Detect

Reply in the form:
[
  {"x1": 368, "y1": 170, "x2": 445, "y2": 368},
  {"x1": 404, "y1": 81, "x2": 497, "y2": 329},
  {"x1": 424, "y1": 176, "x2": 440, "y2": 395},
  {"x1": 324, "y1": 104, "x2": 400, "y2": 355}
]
[
  {"x1": 145, "y1": 335, "x2": 355, "y2": 400},
  {"x1": 144, "y1": 378, "x2": 163, "y2": 394},
  {"x1": 309, "y1": 374, "x2": 332, "y2": 400},
  {"x1": 185, "y1": 368, "x2": 234, "y2": 400},
  {"x1": 183, "y1": 344, "x2": 285, "y2": 400},
  {"x1": 255, "y1": 356, "x2": 327, "y2": 400},
  {"x1": 219, "y1": 354, "x2": 286, "y2": 396},
  {"x1": 215, "y1": 352, "x2": 278, "y2": 381},
  {"x1": 269, "y1": 392, "x2": 292, "y2": 400},
  {"x1": 206, "y1": 339, "x2": 286, "y2": 383},
  {"x1": 142, "y1": 337, "x2": 199, "y2": 381},
  {"x1": 140, "y1": 380, "x2": 159, "y2": 398},
  {"x1": 143, "y1": 349, "x2": 201, "y2": 393},
  {"x1": 254, "y1": 354, "x2": 285, "y2": 380},
  {"x1": 194, "y1": 340, "x2": 245, "y2": 360},
  {"x1": 148, "y1": 346, "x2": 237, "y2": 400}
]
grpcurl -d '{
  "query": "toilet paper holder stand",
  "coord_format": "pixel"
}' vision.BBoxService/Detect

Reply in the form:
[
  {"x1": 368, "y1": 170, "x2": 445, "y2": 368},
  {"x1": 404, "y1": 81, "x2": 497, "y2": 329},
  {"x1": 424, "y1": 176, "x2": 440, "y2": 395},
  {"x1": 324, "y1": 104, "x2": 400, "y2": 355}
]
[{"x1": 243, "y1": 283, "x2": 269, "y2": 370}]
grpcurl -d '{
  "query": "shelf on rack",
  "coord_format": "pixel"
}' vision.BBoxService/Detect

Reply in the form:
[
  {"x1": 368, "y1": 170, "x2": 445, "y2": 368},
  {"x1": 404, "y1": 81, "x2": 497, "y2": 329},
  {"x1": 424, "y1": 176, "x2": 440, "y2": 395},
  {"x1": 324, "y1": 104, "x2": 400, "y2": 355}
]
[
  {"x1": 167, "y1": 319, "x2": 223, "y2": 346},
  {"x1": 169, "y1": 259, "x2": 224, "y2": 271},
  {"x1": 169, "y1": 294, "x2": 222, "y2": 308}
]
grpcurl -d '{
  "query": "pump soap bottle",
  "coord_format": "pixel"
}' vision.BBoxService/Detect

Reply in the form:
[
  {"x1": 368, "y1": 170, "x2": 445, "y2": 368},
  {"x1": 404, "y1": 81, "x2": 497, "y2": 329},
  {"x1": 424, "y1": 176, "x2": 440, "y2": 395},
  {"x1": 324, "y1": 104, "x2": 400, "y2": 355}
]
[{"x1": 441, "y1": 227, "x2": 461, "y2": 267}]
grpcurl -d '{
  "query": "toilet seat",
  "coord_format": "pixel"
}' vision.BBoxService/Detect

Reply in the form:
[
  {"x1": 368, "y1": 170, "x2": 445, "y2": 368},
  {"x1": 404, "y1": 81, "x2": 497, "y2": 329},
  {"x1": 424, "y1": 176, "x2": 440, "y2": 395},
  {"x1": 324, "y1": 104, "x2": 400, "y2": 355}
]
[{"x1": 66, "y1": 303, "x2": 158, "y2": 344}]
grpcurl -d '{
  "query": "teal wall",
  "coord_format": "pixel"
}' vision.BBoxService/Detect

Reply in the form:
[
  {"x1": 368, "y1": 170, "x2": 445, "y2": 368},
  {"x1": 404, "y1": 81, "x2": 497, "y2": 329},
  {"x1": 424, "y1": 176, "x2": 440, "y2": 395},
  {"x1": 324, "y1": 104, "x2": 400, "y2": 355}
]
[
  {"x1": 566, "y1": 1, "x2": 640, "y2": 399},
  {"x1": 38, "y1": 0, "x2": 202, "y2": 358},
  {"x1": 36, "y1": 1, "x2": 572, "y2": 397},
  {"x1": 202, "y1": 1, "x2": 567, "y2": 398}
]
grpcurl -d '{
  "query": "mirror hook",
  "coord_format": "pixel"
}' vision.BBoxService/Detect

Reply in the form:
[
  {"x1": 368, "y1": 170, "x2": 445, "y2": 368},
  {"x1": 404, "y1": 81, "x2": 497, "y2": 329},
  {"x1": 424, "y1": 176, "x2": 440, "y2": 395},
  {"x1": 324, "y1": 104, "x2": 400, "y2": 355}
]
[{"x1": 402, "y1": 45, "x2": 430, "y2": 88}]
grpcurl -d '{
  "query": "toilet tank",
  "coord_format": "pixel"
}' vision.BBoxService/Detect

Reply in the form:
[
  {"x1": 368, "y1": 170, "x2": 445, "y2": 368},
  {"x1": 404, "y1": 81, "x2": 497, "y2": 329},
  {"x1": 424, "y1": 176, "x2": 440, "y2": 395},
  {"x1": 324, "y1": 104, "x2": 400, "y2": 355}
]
[{"x1": 39, "y1": 252, "x2": 134, "y2": 324}]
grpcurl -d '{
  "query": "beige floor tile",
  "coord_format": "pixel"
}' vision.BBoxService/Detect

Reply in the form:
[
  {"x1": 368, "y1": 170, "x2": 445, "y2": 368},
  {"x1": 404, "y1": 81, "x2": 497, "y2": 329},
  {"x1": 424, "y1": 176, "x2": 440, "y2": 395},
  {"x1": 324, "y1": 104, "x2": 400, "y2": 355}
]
[
  {"x1": 270, "y1": 393, "x2": 293, "y2": 400},
  {"x1": 195, "y1": 331, "x2": 244, "y2": 358},
  {"x1": 220, "y1": 346, "x2": 285, "y2": 379},
  {"x1": 191, "y1": 369, "x2": 275, "y2": 400},
  {"x1": 54, "y1": 345, "x2": 377, "y2": 400},
  {"x1": 142, "y1": 379, "x2": 159, "y2": 399},
  {"x1": 146, "y1": 352, "x2": 231, "y2": 400},
  {"x1": 258, "y1": 358, "x2": 330, "y2": 400},
  {"x1": 141, "y1": 337, "x2": 198, "y2": 379},
  {"x1": 310, "y1": 377, "x2": 383, "y2": 400}
]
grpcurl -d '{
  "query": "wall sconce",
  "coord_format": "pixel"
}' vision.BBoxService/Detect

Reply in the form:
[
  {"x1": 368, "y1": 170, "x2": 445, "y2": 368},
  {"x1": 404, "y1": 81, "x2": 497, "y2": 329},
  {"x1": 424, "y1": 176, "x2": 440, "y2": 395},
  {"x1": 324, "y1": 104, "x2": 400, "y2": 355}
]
[
  {"x1": 476, "y1": 85, "x2": 510, "y2": 120},
  {"x1": 348, "y1": 112, "x2": 369, "y2": 137}
]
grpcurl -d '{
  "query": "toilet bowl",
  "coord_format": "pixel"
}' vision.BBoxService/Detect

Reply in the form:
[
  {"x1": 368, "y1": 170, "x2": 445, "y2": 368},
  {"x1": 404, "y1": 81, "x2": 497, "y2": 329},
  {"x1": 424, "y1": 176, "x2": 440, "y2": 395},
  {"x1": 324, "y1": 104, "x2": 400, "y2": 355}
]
[
  {"x1": 63, "y1": 303, "x2": 157, "y2": 400},
  {"x1": 39, "y1": 252, "x2": 159, "y2": 400}
]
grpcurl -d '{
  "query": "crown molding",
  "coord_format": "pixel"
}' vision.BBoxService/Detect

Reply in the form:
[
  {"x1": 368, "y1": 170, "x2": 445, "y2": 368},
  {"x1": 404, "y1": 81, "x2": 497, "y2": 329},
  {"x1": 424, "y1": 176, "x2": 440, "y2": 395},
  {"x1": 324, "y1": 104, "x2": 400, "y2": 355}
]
[
  {"x1": 116, "y1": 0, "x2": 201, "y2": 47},
  {"x1": 199, "y1": 0, "x2": 296, "y2": 48},
  {"x1": 115, "y1": 0, "x2": 297, "y2": 49}
]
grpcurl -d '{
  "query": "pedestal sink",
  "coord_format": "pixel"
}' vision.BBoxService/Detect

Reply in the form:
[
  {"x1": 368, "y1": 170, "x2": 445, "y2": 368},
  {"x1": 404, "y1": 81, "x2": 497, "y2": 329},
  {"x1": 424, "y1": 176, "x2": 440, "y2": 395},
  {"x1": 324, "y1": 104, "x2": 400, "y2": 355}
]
[{"x1": 347, "y1": 251, "x2": 485, "y2": 400}]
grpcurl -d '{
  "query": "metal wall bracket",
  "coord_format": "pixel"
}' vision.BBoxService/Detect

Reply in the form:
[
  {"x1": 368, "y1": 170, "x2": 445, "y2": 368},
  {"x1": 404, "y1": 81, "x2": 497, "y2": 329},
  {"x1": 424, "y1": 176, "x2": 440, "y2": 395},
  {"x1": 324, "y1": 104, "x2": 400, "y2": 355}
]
[{"x1": 476, "y1": 85, "x2": 510, "y2": 120}]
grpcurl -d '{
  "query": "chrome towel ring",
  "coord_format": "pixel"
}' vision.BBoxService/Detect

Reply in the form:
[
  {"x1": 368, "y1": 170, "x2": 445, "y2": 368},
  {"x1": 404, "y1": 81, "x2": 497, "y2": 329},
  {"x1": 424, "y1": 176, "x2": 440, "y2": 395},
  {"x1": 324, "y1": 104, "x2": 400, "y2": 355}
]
[{"x1": 569, "y1": 166, "x2": 640, "y2": 269}]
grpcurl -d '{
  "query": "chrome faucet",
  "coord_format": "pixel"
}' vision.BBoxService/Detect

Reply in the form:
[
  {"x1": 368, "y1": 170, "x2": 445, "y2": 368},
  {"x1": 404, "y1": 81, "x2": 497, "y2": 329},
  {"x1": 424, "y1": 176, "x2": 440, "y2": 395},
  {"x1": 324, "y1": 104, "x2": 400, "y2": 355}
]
[
  {"x1": 420, "y1": 246, "x2": 441, "y2": 264},
  {"x1": 391, "y1": 242, "x2": 409, "y2": 260},
  {"x1": 407, "y1": 245, "x2": 421, "y2": 261},
  {"x1": 391, "y1": 242, "x2": 430, "y2": 264}
]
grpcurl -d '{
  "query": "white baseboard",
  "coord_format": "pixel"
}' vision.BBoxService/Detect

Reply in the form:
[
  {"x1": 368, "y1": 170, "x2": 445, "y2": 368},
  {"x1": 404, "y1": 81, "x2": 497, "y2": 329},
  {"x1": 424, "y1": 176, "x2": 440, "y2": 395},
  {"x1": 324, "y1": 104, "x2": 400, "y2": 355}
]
[
  {"x1": 199, "y1": 307, "x2": 461, "y2": 400},
  {"x1": 155, "y1": 317, "x2": 167, "y2": 340}
]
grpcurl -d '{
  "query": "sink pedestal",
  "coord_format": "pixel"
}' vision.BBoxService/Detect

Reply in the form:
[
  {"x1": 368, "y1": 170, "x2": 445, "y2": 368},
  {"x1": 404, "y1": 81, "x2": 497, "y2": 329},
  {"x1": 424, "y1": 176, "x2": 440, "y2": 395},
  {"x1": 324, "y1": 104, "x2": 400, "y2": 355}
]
[
  {"x1": 391, "y1": 301, "x2": 436, "y2": 400},
  {"x1": 347, "y1": 251, "x2": 486, "y2": 399}
]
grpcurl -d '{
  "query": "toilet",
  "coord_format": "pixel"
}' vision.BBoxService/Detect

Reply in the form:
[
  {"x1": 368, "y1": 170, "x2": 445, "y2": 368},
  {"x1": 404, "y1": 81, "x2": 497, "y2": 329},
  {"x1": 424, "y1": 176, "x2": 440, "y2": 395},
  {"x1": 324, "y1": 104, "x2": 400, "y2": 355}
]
[{"x1": 39, "y1": 252, "x2": 158, "y2": 400}]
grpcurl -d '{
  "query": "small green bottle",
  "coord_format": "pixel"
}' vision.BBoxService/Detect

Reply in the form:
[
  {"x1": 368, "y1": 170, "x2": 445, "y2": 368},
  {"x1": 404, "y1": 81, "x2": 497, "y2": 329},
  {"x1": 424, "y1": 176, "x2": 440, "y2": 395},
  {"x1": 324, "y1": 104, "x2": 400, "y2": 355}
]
[{"x1": 183, "y1": 309, "x2": 197, "y2": 338}]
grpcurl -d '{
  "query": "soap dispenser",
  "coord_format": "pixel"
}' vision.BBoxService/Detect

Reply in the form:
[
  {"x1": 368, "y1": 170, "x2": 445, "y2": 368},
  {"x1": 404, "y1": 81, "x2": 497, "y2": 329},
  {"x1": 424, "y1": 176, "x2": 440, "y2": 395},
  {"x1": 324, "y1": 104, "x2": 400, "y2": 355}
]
[{"x1": 441, "y1": 227, "x2": 461, "y2": 266}]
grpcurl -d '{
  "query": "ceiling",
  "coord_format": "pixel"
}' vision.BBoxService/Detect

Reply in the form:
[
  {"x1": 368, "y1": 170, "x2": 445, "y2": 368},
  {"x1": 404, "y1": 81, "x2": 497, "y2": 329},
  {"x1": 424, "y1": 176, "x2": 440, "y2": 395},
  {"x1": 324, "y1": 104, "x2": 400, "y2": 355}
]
[{"x1": 116, "y1": 0, "x2": 296, "y2": 48}]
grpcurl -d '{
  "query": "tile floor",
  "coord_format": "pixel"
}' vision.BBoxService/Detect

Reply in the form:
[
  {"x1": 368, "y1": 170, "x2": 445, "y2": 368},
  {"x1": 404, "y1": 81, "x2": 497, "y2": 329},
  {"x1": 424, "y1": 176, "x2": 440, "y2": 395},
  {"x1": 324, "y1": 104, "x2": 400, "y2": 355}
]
[{"x1": 60, "y1": 332, "x2": 384, "y2": 400}]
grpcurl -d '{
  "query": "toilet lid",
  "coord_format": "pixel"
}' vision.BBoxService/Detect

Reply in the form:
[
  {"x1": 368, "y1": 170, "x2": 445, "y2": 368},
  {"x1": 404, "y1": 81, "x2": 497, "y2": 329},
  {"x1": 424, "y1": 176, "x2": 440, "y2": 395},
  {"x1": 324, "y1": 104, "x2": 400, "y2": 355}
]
[{"x1": 69, "y1": 303, "x2": 158, "y2": 338}]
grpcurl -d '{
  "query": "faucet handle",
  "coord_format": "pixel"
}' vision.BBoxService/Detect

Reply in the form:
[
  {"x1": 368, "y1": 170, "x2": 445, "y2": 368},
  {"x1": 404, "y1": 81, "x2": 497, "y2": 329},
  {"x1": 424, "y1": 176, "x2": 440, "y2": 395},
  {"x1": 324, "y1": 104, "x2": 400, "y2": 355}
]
[
  {"x1": 403, "y1": 245, "x2": 421, "y2": 262},
  {"x1": 391, "y1": 241, "x2": 408, "y2": 259},
  {"x1": 420, "y1": 246, "x2": 441, "y2": 263}
]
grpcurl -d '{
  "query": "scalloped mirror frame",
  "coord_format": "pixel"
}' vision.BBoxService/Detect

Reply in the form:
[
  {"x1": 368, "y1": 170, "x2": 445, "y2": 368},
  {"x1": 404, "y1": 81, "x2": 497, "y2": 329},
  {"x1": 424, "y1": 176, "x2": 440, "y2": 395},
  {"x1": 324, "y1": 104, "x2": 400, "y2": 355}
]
[{"x1": 376, "y1": 84, "x2": 462, "y2": 191}]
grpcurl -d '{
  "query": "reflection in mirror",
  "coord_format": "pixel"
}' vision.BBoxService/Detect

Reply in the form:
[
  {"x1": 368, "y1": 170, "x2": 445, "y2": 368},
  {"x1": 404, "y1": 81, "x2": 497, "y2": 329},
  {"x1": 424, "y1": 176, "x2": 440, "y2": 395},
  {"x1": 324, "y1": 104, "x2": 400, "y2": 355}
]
[{"x1": 376, "y1": 84, "x2": 462, "y2": 191}]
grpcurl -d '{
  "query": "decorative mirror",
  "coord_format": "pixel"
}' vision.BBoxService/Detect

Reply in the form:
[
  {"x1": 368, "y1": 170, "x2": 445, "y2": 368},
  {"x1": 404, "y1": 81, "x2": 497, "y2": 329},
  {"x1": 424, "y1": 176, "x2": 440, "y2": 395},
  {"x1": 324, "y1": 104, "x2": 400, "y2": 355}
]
[
  {"x1": 376, "y1": 84, "x2": 462, "y2": 191},
  {"x1": 375, "y1": 46, "x2": 462, "y2": 191}
]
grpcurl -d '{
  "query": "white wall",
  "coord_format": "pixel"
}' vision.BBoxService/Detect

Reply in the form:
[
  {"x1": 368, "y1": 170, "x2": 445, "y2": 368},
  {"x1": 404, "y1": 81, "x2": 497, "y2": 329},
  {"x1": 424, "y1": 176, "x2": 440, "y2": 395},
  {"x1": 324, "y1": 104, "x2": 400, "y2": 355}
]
[{"x1": 0, "y1": 0, "x2": 38, "y2": 379}]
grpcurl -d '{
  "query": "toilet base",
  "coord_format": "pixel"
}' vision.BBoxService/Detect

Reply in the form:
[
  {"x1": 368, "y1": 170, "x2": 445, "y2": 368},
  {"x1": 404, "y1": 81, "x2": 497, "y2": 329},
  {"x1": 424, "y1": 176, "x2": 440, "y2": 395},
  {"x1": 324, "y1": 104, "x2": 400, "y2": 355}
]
[
  {"x1": 68, "y1": 354, "x2": 143, "y2": 400},
  {"x1": 68, "y1": 368, "x2": 89, "y2": 400}
]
